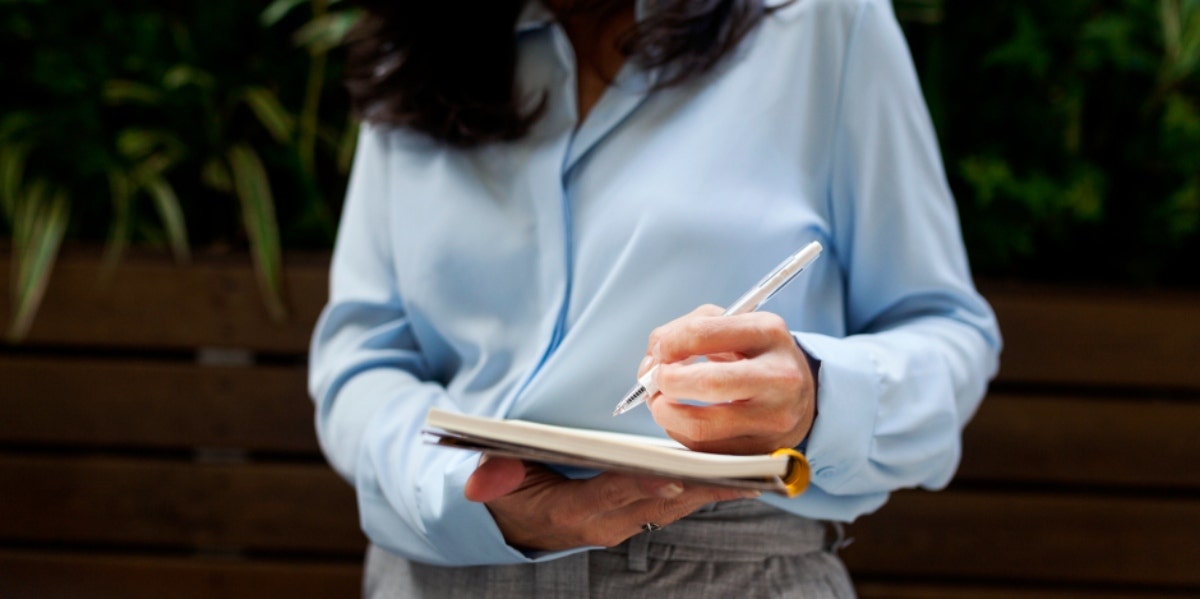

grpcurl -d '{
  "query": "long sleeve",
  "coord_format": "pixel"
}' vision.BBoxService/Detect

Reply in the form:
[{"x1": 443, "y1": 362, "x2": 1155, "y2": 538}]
[
  {"x1": 308, "y1": 128, "x2": 536, "y2": 565},
  {"x1": 775, "y1": 0, "x2": 1002, "y2": 513}
]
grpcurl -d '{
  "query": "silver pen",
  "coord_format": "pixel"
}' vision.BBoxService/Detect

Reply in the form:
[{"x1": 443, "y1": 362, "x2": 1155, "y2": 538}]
[{"x1": 612, "y1": 241, "x2": 823, "y2": 416}]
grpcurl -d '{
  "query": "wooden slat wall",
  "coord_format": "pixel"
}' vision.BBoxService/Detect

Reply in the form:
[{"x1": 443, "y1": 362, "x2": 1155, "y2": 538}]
[
  {"x1": 843, "y1": 281, "x2": 1200, "y2": 597},
  {"x1": 0, "y1": 551, "x2": 361, "y2": 599},
  {"x1": 1, "y1": 358, "x2": 316, "y2": 453},
  {"x1": 0, "y1": 250, "x2": 361, "y2": 598},
  {"x1": 2, "y1": 250, "x2": 1198, "y2": 597},
  {"x1": 0, "y1": 250, "x2": 327, "y2": 352}
]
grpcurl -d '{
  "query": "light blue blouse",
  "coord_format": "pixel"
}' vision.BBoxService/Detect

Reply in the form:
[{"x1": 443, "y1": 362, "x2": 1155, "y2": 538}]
[{"x1": 309, "y1": 0, "x2": 1002, "y2": 566}]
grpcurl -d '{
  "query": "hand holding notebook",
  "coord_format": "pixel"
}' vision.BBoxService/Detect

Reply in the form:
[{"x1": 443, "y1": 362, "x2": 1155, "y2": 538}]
[{"x1": 426, "y1": 408, "x2": 810, "y2": 497}]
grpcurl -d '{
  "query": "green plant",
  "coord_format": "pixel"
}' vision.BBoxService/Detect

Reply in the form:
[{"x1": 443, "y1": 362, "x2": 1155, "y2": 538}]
[
  {"x1": 927, "y1": 0, "x2": 1200, "y2": 285},
  {"x1": 0, "y1": 0, "x2": 359, "y2": 340},
  {"x1": 0, "y1": 141, "x2": 69, "y2": 342}
]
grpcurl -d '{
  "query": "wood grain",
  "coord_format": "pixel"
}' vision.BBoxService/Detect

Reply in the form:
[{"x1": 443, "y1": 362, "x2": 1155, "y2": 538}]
[{"x1": 0, "y1": 357, "x2": 318, "y2": 454}]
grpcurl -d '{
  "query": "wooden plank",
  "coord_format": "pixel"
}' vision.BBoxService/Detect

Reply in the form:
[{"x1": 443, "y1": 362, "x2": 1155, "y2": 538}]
[
  {"x1": 856, "y1": 582, "x2": 1199, "y2": 599},
  {"x1": 0, "y1": 357, "x2": 319, "y2": 454},
  {"x1": 5, "y1": 454, "x2": 1198, "y2": 586},
  {"x1": 7, "y1": 357, "x2": 1194, "y2": 488},
  {"x1": 3, "y1": 249, "x2": 1198, "y2": 388},
  {"x1": 0, "y1": 248, "x2": 328, "y2": 353},
  {"x1": 6, "y1": 552, "x2": 1194, "y2": 599},
  {"x1": 957, "y1": 392, "x2": 1200, "y2": 489},
  {"x1": 0, "y1": 455, "x2": 364, "y2": 555},
  {"x1": 843, "y1": 489, "x2": 1200, "y2": 587},
  {"x1": 982, "y1": 282, "x2": 1200, "y2": 389},
  {"x1": 0, "y1": 550, "x2": 360, "y2": 599}
]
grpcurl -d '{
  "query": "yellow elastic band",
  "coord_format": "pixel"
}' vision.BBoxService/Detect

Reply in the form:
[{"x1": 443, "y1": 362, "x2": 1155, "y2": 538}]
[{"x1": 770, "y1": 448, "x2": 811, "y2": 497}]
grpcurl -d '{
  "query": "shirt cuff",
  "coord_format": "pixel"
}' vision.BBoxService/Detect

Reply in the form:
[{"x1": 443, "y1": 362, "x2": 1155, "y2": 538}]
[{"x1": 791, "y1": 332, "x2": 883, "y2": 494}]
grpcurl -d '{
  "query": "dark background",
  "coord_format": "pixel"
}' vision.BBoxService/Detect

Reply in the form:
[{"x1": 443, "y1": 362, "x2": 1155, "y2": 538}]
[
  {"x1": 2, "y1": 2, "x2": 1199, "y2": 598},
  {"x1": 3, "y1": 0, "x2": 1198, "y2": 309}
]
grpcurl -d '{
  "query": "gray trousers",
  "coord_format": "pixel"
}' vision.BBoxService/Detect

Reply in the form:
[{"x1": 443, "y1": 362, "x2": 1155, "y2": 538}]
[{"x1": 364, "y1": 499, "x2": 856, "y2": 598}]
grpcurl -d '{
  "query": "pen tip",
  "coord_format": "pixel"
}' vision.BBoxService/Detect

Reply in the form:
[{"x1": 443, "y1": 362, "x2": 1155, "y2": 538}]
[{"x1": 612, "y1": 386, "x2": 646, "y2": 417}]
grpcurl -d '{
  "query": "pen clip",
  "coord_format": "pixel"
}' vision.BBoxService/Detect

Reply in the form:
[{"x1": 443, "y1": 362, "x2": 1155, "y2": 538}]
[
  {"x1": 757, "y1": 264, "x2": 806, "y2": 307},
  {"x1": 734, "y1": 243, "x2": 820, "y2": 313}
]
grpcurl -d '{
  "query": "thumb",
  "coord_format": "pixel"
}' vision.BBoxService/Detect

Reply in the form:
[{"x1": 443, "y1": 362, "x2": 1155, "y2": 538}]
[{"x1": 464, "y1": 455, "x2": 527, "y2": 503}]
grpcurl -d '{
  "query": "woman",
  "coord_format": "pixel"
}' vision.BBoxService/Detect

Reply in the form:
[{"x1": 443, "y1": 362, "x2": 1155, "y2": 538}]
[{"x1": 309, "y1": 0, "x2": 1002, "y2": 596}]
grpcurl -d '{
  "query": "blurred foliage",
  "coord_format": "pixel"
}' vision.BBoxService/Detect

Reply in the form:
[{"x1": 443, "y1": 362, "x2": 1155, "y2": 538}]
[
  {"x1": 2, "y1": 0, "x2": 1198, "y2": 341},
  {"x1": 907, "y1": 0, "x2": 1200, "y2": 285},
  {"x1": 0, "y1": 0, "x2": 359, "y2": 338}
]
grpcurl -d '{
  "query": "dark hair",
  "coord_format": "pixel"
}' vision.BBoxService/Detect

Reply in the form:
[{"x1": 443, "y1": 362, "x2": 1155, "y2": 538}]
[{"x1": 345, "y1": 0, "x2": 779, "y2": 147}]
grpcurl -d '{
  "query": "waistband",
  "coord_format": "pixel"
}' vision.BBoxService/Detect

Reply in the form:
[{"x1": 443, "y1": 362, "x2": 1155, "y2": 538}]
[{"x1": 604, "y1": 499, "x2": 844, "y2": 570}]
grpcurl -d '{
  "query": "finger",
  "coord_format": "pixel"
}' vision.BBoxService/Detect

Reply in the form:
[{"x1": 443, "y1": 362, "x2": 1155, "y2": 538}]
[
  {"x1": 650, "y1": 398, "x2": 807, "y2": 453},
  {"x1": 646, "y1": 305, "x2": 725, "y2": 358},
  {"x1": 654, "y1": 356, "x2": 805, "y2": 404},
  {"x1": 569, "y1": 471, "x2": 690, "y2": 516},
  {"x1": 617, "y1": 484, "x2": 762, "y2": 534},
  {"x1": 651, "y1": 312, "x2": 793, "y2": 363},
  {"x1": 464, "y1": 455, "x2": 528, "y2": 503},
  {"x1": 636, "y1": 354, "x2": 656, "y2": 378}
]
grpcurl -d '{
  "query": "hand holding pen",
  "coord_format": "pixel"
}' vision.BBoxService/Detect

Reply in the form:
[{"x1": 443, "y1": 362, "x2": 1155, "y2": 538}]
[{"x1": 613, "y1": 241, "x2": 823, "y2": 416}]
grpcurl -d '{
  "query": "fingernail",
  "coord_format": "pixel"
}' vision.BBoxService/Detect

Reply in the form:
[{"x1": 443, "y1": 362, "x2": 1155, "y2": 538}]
[
  {"x1": 739, "y1": 490, "x2": 762, "y2": 499},
  {"x1": 639, "y1": 355, "x2": 654, "y2": 372},
  {"x1": 657, "y1": 482, "x2": 684, "y2": 498}
]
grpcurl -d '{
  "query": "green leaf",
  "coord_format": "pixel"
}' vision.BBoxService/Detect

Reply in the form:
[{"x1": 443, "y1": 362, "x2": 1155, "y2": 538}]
[
  {"x1": 292, "y1": 10, "x2": 361, "y2": 53},
  {"x1": 1165, "y1": 179, "x2": 1200, "y2": 240},
  {"x1": 1179, "y1": 1, "x2": 1200, "y2": 76},
  {"x1": 163, "y1": 64, "x2": 215, "y2": 90},
  {"x1": 13, "y1": 179, "x2": 47, "y2": 251},
  {"x1": 1063, "y1": 167, "x2": 1107, "y2": 222},
  {"x1": 242, "y1": 87, "x2": 296, "y2": 144},
  {"x1": 8, "y1": 187, "x2": 70, "y2": 343},
  {"x1": 0, "y1": 144, "x2": 27, "y2": 220},
  {"x1": 103, "y1": 79, "x2": 164, "y2": 105},
  {"x1": 1163, "y1": 0, "x2": 1183, "y2": 59},
  {"x1": 1161, "y1": 93, "x2": 1200, "y2": 168},
  {"x1": 261, "y1": 0, "x2": 310, "y2": 26},
  {"x1": 0, "y1": 112, "x2": 35, "y2": 141},
  {"x1": 142, "y1": 173, "x2": 191, "y2": 264},
  {"x1": 959, "y1": 156, "x2": 1013, "y2": 208},
  {"x1": 201, "y1": 158, "x2": 234, "y2": 193},
  {"x1": 101, "y1": 171, "x2": 134, "y2": 279},
  {"x1": 227, "y1": 144, "x2": 287, "y2": 321},
  {"x1": 894, "y1": 0, "x2": 944, "y2": 25},
  {"x1": 336, "y1": 119, "x2": 359, "y2": 175},
  {"x1": 1161, "y1": 0, "x2": 1200, "y2": 83},
  {"x1": 116, "y1": 129, "x2": 183, "y2": 164},
  {"x1": 983, "y1": 9, "x2": 1051, "y2": 77}
]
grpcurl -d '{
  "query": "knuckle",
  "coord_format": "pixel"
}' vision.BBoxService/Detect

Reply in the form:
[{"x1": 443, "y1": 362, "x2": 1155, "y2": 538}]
[
  {"x1": 759, "y1": 311, "x2": 789, "y2": 331},
  {"x1": 769, "y1": 365, "x2": 805, "y2": 394},
  {"x1": 647, "y1": 325, "x2": 666, "y2": 348},
  {"x1": 760, "y1": 413, "x2": 795, "y2": 435},
  {"x1": 655, "y1": 364, "x2": 682, "y2": 390},
  {"x1": 753, "y1": 312, "x2": 792, "y2": 341},
  {"x1": 648, "y1": 500, "x2": 685, "y2": 525},
  {"x1": 598, "y1": 481, "x2": 634, "y2": 509}
]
